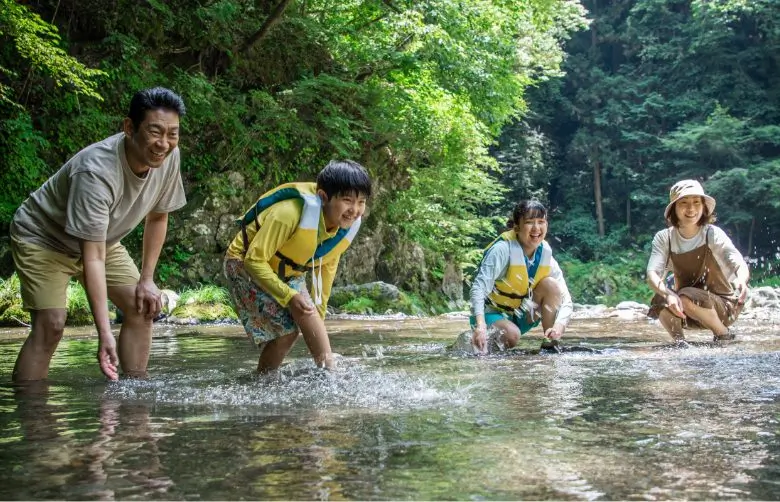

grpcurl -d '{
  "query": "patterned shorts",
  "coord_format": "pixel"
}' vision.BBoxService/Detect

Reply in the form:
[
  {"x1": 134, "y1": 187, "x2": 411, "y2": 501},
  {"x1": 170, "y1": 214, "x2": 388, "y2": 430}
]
[{"x1": 223, "y1": 258, "x2": 310, "y2": 347}]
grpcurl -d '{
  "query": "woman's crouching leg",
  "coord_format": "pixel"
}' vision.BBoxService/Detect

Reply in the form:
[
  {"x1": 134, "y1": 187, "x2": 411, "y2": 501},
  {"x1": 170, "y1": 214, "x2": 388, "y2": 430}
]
[{"x1": 658, "y1": 308, "x2": 685, "y2": 341}]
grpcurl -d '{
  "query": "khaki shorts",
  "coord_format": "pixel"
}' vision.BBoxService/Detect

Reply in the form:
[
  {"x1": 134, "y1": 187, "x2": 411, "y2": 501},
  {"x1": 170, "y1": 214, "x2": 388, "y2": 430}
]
[{"x1": 10, "y1": 236, "x2": 140, "y2": 310}]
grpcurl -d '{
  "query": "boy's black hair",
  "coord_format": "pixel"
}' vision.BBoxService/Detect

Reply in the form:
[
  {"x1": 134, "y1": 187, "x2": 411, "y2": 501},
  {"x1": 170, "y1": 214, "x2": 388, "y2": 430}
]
[
  {"x1": 508, "y1": 200, "x2": 547, "y2": 228},
  {"x1": 127, "y1": 87, "x2": 186, "y2": 131},
  {"x1": 316, "y1": 160, "x2": 372, "y2": 199}
]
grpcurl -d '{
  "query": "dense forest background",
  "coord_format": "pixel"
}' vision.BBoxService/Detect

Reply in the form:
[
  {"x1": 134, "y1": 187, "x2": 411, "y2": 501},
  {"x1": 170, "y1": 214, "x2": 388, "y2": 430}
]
[{"x1": 1, "y1": 0, "x2": 778, "y2": 308}]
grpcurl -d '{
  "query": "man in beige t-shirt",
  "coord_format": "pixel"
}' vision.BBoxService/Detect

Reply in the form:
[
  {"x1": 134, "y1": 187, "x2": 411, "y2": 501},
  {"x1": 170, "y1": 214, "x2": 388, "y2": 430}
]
[{"x1": 9, "y1": 87, "x2": 187, "y2": 382}]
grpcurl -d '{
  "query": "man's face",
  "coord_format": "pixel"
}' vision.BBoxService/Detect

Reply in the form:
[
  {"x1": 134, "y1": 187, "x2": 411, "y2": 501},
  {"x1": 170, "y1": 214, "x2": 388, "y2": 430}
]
[
  {"x1": 321, "y1": 191, "x2": 368, "y2": 230},
  {"x1": 123, "y1": 108, "x2": 180, "y2": 175}
]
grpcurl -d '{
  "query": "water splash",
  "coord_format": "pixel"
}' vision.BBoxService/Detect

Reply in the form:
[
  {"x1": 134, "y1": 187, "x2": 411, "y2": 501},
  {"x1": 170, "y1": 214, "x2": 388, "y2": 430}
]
[{"x1": 104, "y1": 358, "x2": 470, "y2": 413}]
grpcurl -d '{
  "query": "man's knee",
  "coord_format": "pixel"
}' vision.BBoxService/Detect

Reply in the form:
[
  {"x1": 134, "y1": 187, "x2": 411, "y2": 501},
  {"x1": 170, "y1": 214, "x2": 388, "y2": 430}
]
[
  {"x1": 119, "y1": 309, "x2": 154, "y2": 327},
  {"x1": 32, "y1": 311, "x2": 67, "y2": 345}
]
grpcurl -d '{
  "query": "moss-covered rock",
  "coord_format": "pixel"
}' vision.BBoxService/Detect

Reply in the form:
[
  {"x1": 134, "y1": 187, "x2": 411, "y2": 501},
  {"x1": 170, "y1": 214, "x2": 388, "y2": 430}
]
[
  {"x1": 0, "y1": 303, "x2": 30, "y2": 326},
  {"x1": 329, "y1": 281, "x2": 424, "y2": 315},
  {"x1": 170, "y1": 303, "x2": 238, "y2": 323}
]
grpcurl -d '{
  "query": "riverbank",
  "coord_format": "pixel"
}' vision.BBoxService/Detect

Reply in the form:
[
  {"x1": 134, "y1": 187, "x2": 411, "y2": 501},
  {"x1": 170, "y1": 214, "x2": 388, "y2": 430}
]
[{"x1": 2, "y1": 274, "x2": 779, "y2": 328}]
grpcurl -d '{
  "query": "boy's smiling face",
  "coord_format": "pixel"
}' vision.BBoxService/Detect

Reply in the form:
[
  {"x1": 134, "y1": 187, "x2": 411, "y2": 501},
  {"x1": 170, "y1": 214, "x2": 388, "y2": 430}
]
[{"x1": 320, "y1": 190, "x2": 368, "y2": 230}]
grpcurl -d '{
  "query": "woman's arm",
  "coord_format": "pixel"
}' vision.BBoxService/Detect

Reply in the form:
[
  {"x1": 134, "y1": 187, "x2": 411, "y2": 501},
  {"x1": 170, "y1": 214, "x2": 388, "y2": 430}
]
[
  {"x1": 710, "y1": 226, "x2": 750, "y2": 302},
  {"x1": 646, "y1": 229, "x2": 685, "y2": 317}
]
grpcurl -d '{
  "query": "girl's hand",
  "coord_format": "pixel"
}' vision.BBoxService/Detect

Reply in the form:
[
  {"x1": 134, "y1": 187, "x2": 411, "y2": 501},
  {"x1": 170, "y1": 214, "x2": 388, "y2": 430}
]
[
  {"x1": 471, "y1": 324, "x2": 488, "y2": 354},
  {"x1": 544, "y1": 323, "x2": 565, "y2": 340}
]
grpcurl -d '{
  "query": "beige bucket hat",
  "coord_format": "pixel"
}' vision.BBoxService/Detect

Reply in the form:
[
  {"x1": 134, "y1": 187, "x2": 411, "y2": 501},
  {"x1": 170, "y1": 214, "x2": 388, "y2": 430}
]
[{"x1": 664, "y1": 179, "x2": 716, "y2": 220}]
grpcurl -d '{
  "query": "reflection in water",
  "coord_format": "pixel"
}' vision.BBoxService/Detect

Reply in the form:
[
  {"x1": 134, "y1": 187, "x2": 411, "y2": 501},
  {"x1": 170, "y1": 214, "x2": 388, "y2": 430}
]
[
  {"x1": 85, "y1": 399, "x2": 174, "y2": 500},
  {"x1": 1, "y1": 382, "x2": 174, "y2": 500},
  {"x1": 0, "y1": 316, "x2": 778, "y2": 499}
]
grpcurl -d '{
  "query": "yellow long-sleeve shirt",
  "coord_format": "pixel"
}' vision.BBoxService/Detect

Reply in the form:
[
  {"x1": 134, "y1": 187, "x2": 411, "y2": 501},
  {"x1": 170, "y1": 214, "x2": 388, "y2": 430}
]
[{"x1": 225, "y1": 197, "x2": 340, "y2": 318}]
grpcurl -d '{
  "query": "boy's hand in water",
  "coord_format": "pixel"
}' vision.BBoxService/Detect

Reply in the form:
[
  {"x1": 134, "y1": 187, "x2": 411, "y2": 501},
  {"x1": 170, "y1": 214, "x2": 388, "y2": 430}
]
[
  {"x1": 289, "y1": 293, "x2": 316, "y2": 317},
  {"x1": 471, "y1": 324, "x2": 488, "y2": 353}
]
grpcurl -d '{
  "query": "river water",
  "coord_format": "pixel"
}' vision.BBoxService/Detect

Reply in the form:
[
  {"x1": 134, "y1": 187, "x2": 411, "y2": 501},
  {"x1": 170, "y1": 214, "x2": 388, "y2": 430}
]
[{"x1": 0, "y1": 314, "x2": 779, "y2": 500}]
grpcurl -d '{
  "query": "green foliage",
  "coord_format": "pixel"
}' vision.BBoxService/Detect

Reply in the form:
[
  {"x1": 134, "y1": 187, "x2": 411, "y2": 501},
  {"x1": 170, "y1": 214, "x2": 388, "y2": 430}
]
[
  {"x1": 559, "y1": 252, "x2": 652, "y2": 306},
  {"x1": 171, "y1": 302, "x2": 238, "y2": 322},
  {"x1": 0, "y1": 113, "x2": 50, "y2": 225},
  {"x1": 748, "y1": 256, "x2": 780, "y2": 288},
  {"x1": 0, "y1": 274, "x2": 97, "y2": 326},
  {"x1": 554, "y1": 211, "x2": 635, "y2": 261},
  {"x1": 0, "y1": 273, "x2": 26, "y2": 326},
  {"x1": 0, "y1": 0, "x2": 106, "y2": 106},
  {"x1": 339, "y1": 296, "x2": 378, "y2": 314},
  {"x1": 172, "y1": 284, "x2": 237, "y2": 322},
  {"x1": 0, "y1": 303, "x2": 30, "y2": 326},
  {"x1": 329, "y1": 284, "x2": 423, "y2": 315},
  {"x1": 506, "y1": 0, "x2": 780, "y2": 269},
  {"x1": 65, "y1": 281, "x2": 93, "y2": 325},
  {"x1": 177, "y1": 284, "x2": 232, "y2": 306},
  {"x1": 0, "y1": 0, "x2": 588, "y2": 296},
  {"x1": 156, "y1": 245, "x2": 194, "y2": 285}
]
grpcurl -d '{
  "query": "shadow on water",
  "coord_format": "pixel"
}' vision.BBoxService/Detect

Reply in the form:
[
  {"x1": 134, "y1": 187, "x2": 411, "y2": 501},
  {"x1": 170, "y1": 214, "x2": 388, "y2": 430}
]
[{"x1": 0, "y1": 314, "x2": 779, "y2": 500}]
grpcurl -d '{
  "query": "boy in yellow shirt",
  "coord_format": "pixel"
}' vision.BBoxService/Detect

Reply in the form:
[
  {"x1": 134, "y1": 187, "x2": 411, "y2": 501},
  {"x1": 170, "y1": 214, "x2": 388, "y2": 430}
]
[{"x1": 224, "y1": 160, "x2": 371, "y2": 371}]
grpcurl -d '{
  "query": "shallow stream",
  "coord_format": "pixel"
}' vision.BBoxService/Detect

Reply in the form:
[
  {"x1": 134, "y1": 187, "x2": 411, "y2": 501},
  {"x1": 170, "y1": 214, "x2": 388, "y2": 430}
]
[{"x1": 1, "y1": 314, "x2": 779, "y2": 500}]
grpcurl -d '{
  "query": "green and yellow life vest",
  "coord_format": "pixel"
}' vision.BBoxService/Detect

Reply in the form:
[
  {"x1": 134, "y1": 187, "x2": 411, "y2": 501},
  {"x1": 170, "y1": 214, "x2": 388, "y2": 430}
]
[
  {"x1": 236, "y1": 182, "x2": 361, "y2": 282},
  {"x1": 485, "y1": 230, "x2": 552, "y2": 312}
]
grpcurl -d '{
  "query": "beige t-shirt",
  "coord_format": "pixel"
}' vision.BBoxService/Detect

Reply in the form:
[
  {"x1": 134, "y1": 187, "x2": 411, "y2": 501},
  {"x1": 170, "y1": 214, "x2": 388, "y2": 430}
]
[{"x1": 11, "y1": 133, "x2": 187, "y2": 256}]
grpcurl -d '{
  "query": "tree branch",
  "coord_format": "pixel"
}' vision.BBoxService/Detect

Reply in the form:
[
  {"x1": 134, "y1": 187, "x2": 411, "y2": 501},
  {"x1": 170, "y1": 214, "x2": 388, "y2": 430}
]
[{"x1": 239, "y1": 0, "x2": 293, "y2": 54}]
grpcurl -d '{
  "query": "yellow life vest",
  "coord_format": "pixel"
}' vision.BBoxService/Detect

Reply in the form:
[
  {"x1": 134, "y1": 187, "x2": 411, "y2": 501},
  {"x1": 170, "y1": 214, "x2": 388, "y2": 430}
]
[
  {"x1": 485, "y1": 230, "x2": 553, "y2": 313},
  {"x1": 237, "y1": 182, "x2": 361, "y2": 282}
]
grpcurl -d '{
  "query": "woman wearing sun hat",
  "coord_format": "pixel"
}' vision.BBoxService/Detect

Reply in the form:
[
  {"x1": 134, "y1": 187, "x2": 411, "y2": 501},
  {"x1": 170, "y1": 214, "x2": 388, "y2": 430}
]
[{"x1": 646, "y1": 179, "x2": 750, "y2": 343}]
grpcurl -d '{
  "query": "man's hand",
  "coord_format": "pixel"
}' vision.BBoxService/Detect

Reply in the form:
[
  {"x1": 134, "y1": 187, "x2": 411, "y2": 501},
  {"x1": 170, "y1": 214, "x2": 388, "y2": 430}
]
[
  {"x1": 666, "y1": 292, "x2": 686, "y2": 318},
  {"x1": 471, "y1": 324, "x2": 488, "y2": 354},
  {"x1": 97, "y1": 332, "x2": 119, "y2": 381},
  {"x1": 136, "y1": 280, "x2": 162, "y2": 319},
  {"x1": 289, "y1": 293, "x2": 316, "y2": 318}
]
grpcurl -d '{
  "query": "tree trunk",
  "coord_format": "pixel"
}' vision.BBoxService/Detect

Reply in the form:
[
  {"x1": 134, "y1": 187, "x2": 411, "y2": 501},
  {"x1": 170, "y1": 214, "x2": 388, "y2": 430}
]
[
  {"x1": 592, "y1": 151, "x2": 605, "y2": 237},
  {"x1": 626, "y1": 194, "x2": 631, "y2": 229},
  {"x1": 240, "y1": 0, "x2": 293, "y2": 54},
  {"x1": 747, "y1": 216, "x2": 755, "y2": 256}
]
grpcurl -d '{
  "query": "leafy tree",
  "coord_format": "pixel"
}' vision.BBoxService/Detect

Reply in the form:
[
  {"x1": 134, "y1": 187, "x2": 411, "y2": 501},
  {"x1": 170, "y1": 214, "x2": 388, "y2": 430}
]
[
  {"x1": 0, "y1": 0, "x2": 588, "y2": 294},
  {"x1": 506, "y1": 0, "x2": 780, "y2": 265}
]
